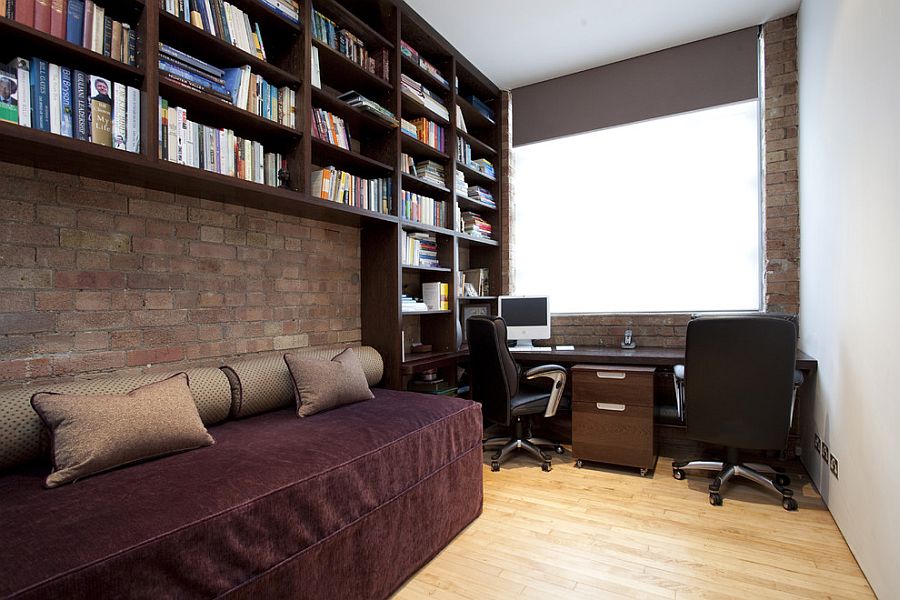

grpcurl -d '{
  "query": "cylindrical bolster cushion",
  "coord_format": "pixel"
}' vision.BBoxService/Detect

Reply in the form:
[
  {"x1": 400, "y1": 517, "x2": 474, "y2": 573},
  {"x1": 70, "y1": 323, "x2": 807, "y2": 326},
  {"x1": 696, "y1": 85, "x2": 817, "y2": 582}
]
[
  {"x1": 0, "y1": 368, "x2": 232, "y2": 473},
  {"x1": 221, "y1": 346, "x2": 384, "y2": 419}
]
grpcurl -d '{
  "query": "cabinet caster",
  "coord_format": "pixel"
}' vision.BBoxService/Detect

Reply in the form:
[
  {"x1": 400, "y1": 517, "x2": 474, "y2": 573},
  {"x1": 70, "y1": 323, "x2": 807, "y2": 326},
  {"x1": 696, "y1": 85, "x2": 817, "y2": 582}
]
[
  {"x1": 555, "y1": 445, "x2": 565, "y2": 455},
  {"x1": 709, "y1": 492, "x2": 723, "y2": 506},
  {"x1": 541, "y1": 461, "x2": 552, "y2": 472},
  {"x1": 575, "y1": 459, "x2": 583, "y2": 469},
  {"x1": 490, "y1": 461, "x2": 500, "y2": 472},
  {"x1": 782, "y1": 496, "x2": 798, "y2": 511},
  {"x1": 775, "y1": 474, "x2": 791, "y2": 487},
  {"x1": 673, "y1": 468, "x2": 686, "y2": 480}
]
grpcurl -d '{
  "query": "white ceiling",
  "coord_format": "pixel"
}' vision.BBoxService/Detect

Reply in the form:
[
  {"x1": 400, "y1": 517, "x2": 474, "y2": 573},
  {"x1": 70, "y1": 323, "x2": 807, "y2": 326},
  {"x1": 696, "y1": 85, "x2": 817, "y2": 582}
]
[{"x1": 404, "y1": 0, "x2": 801, "y2": 90}]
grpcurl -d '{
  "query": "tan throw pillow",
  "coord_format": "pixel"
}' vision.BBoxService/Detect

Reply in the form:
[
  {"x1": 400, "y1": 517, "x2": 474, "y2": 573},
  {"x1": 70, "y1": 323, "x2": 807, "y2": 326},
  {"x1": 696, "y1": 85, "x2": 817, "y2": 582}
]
[
  {"x1": 31, "y1": 373, "x2": 215, "y2": 488},
  {"x1": 284, "y1": 348, "x2": 375, "y2": 417}
]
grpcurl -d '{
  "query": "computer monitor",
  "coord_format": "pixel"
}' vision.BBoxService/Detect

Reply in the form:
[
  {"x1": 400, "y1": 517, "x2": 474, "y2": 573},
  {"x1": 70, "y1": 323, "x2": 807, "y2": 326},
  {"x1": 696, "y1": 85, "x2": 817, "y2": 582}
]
[{"x1": 498, "y1": 296, "x2": 550, "y2": 347}]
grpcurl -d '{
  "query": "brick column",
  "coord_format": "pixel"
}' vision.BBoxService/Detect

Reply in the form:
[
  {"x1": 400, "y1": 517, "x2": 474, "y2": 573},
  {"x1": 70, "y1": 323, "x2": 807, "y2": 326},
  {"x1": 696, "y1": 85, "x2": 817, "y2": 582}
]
[{"x1": 499, "y1": 90, "x2": 515, "y2": 295}]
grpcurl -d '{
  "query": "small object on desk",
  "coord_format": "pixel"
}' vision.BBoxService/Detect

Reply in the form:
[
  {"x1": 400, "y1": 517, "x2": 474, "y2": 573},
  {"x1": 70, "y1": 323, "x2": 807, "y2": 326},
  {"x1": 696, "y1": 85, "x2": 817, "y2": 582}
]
[
  {"x1": 621, "y1": 328, "x2": 636, "y2": 349},
  {"x1": 410, "y1": 343, "x2": 433, "y2": 354},
  {"x1": 555, "y1": 345, "x2": 575, "y2": 351}
]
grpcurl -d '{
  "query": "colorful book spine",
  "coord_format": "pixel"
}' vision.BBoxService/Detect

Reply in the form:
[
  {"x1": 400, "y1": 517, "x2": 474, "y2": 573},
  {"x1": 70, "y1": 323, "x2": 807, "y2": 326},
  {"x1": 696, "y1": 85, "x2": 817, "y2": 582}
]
[
  {"x1": 126, "y1": 85, "x2": 140, "y2": 153},
  {"x1": 65, "y1": 0, "x2": 85, "y2": 46},
  {"x1": 30, "y1": 57, "x2": 50, "y2": 131},
  {"x1": 10, "y1": 58, "x2": 31, "y2": 128},
  {"x1": 49, "y1": 0, "x2": 65, "y2": 38},
  {"x1": 33, "y1": 0, "x2": 51, "y2": 32},
  {"x1": 15, "y1": 0, "x2": 35, "y2": 27},
  {"x1": 60, "y1": 66, "x2": 72, "y2": 137},
  {"x1": 113, "y1": 81, "x2": 126, "y2": 150},
  {"x1": 73, "y1": 69, "x2": 89, "y2": 140},
  {"x1": 48, "y1": 62, "x2": 60, "y2": 134}
]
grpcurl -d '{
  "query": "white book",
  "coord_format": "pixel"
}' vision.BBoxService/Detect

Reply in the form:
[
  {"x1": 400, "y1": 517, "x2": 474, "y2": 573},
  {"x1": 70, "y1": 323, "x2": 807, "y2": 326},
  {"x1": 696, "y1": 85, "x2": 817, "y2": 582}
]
[
  {"x1": 183, "y1": 0, "x2": 190, "y2": 21},
  {"x1": 125, "y1": 86, "x2": 140, "y2": 153},
  {"x1": 242, "y1": 11, "x2": 254, "y2": 55},
  {"x1": 166, "y1": 106, "x2": 177, "y2": 162},
  {"x1": 48, "y1": 64, "x2": 61, "y2": 135},
  {"x1": 223, "y1": 4, "x2": 238, "y2": 48},
  {"x1": 12, "y1": 58, "x2": 31, "y2": 128},
  {"x1": 175, "y1": 106, "x2": 185, "y2": 163},
  {"x1": 92, "y1": 5, "x2": 105, "y2": 54},
  {"x1": 311, "y1": 46, "x2": 321, "y2": 89},
  {"x1": 112, "y1": 82, "x2": 127, "y2": 150},
  {"x1": 202, "y1": 0, "x2": 217, "y2": 37},
  {"x1": 158, "y1": 97, "x2": 163, "y2": 157}
]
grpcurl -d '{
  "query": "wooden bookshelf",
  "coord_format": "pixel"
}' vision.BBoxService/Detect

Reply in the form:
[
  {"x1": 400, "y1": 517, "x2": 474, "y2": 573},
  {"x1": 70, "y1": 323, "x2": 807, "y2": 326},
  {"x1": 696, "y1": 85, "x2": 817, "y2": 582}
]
[{"x1": 0, "y1": 0, "x2": 505, "y2": 391}]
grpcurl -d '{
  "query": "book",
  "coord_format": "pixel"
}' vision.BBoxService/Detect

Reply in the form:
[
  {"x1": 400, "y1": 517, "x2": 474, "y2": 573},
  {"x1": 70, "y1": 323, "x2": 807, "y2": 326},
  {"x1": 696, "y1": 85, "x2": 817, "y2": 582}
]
[
  {"x1": 90, "y1": 4, "x2": 103, "y2": 54},
  {"x1": 33, "y1": 0, "x2": 51, "y2": 33},
  {"x1": 30, "y1": 57, "x2": 50, "y2": 131},
  {"x1": 48, "y1": 62, "x2": 60, "y2": 134},
  {"x1": 59, "y1": 66, "x2": 72, "y2": 137},
  {"x1": 112, "y1": 81, "x2": 126, "y2": 149},
  {"x1": 81, "y1": 1, "x2": 93, "y2": 51},
  {"x1": 422, "y1": 282, "x2": 441, "y2": 311},
  {"x1": 102, "y1": 14, "x2": 112, "y2": 57},
  {"x1": 111, "y1": 20, "x2": 122, "y2": 62},
  {"x1": 125, "y1": 85, "x2": 139, "y2": 153},
  {"x1": 65, "y1": 0, "x2": 84, "y2": 46},
  {"x1": 89, "y1": 74, "x2": 112, "y2": 146},
  {"x1": 159, "y1": 43, "x2": 224, "y2": 79},
  {"x1": 10, "y1": 58, "x2": 30, "y2": 128},
  {"x1": 0, "y1": 67, "x2": 18, "y2": 124},
  {"x1": 49, "y1": 0, "x2": 65, "y2": 38},
  {"x1": 311, "y1": 46, "x2": 321, "y2": 89},
  {"x1": 73, "y1": 69, "x2": 89, "y2": 140},
  {"x1": 125, "y1": 24, "x2": 136, "y2": 66},
  {"x1": 15, "y1": 0, "x2": 34, "y2": 27}
]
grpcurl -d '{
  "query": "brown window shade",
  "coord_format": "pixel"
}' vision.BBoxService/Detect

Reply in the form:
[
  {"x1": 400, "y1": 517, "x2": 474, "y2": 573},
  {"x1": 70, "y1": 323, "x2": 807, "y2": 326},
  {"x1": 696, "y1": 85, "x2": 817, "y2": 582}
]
[{"x1": 512, "y1": 27, "x2": 759, "y2": 147}]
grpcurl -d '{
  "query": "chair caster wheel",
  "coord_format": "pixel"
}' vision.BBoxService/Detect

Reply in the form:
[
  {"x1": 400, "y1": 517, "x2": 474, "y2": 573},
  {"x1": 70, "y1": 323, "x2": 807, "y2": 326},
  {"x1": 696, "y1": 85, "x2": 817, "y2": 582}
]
[
  {"x1": 775, "y1": 474, "x2": 791, "y2": 487},
  {"x1": 782, "y1": 497, "x2": 798, "y2": 511},
  {"x1": 490, "y1": 461, "x2": 500, "y2": 472},
  {"x1": 709, "y1": 492, "x2": 723, "y2": 506},
  {"x1": 575, "y1": 459, "x2": 583, "y2": 469},
  {"x1": 640, "y1": 468, "x2": 648, "y2": 477},
  {"x1": 555, "y1": 445, "x2": 565, "y2": 455},
  {"x1": 541, "y1": 461, "x2": 552, "y2": 472},
  {"x1": 673, "y1": 468, "x2": 686, "y2": 480}
]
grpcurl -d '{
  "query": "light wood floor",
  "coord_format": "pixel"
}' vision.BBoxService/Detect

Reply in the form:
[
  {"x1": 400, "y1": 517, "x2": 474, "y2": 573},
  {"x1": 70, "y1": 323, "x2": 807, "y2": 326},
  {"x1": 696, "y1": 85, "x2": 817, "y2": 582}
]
[{"x1": 393, "y1": 451, "x2": 873, "y2": 599}]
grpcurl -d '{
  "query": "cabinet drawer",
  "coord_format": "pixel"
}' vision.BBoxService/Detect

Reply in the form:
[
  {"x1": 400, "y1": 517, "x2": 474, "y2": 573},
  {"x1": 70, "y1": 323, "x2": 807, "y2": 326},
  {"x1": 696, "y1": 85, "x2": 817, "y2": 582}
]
[
  {"x1": 572, "y1": 365, "x2": 654, "y2": 407},
  {"x1": 572, "y1": 401, "x2": 655, "y2": 469}
]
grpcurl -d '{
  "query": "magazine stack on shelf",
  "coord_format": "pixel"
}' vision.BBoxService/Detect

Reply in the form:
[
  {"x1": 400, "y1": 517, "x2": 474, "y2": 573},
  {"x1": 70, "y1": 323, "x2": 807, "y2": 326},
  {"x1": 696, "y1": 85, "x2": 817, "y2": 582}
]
[
  {"x1": 414, "y1": 160, "x2": 445, "y2": 187},
  {"x1": 336, "y1": 91, "x2": 398, "y2": 126},
  {"x1": 460, "y1": 211, "x2": 492, "y2": 239},
  {"x1": 467, "y1": 185, "x2": 495, "y2": 208}
]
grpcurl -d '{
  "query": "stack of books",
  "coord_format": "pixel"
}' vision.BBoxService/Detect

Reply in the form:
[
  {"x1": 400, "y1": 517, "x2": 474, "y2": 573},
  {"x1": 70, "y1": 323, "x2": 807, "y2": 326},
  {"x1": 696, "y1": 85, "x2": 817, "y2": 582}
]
[
  {"x1": 6, "y1": 1, "x2": 139, "y2": 66},
  {"x1": 259, "y1": 0, "x2": 300, "y2": 24},
  {"x1": 336, "y1": 91, "x2": 398, "y2": 126},
  {"x1": 1, "y1": 57, "x2": 140, "y2": 153},
  {"x1": 400, "y1": 41, "x2": 448, "y2": 87},
  {"x1": 159, "y1": 44, "x2": 231, "y2": 103},
  {"x1": 460, "y1": 211, "x2": 492, "y2": 239},
  {"x1": 401, "y1": 191, "x2": 446, "y2": 228},
  {"x1": 471, "y1": 158, "x2": 495, "y2": 178},
  {"x1": 467, "y1": 186, "x2": 495, "y2": 208},
  {"x1": 409, "y1": 117, "x2": 445, "y2": 153},
  {"x1": 456, "y1": 138, "x2": 472, "y2": 166},
  {"x1": 312, "y1": 10, "x2": 389, "y2": 81},
  {"x1": 400, "y1": 74, "x2": 449, "y2": 121},
  {"x1": 311, "y1": 108, "x2": 350, "y2": 149},
  {"x1": 414, "y1": 160, "x2": 445, "y2": 187},
  {"x1": 422, "y1": 282, "x2": 449, "y2": 311},
  {"x1": 159, "y1": 98, "x2": 283, "y2": 187},
  {"x1": 401, "y1": 231, "x2": 439, "y2": 268},
  {"x1": 401, "y1": 294, "x2": 428, "y2": 313},
  {"x1": 310, "y1": 167, "x2": 392, "y2": 214},
  {"x1": 222, "y1": 66, "x2": 296, "y2": 126},
  {"x1": 464, "y1": 94, "x2": 495, "y2": 121},
  {"x1": 400, "y1": 118, "x2": 418, "y2": 139},
  {"x1": 162, "y1": 0, "x2": 269, "y2": 60},
  {"x1": 454, "y1": 170, "x2": 468, "y2": 195}
]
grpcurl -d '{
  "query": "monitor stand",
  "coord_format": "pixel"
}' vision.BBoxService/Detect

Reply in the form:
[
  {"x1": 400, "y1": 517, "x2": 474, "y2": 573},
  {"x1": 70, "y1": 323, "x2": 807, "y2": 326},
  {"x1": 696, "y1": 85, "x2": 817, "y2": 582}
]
[{"x1": 512, "y1": 339, "x2": 542, "y2": 351}]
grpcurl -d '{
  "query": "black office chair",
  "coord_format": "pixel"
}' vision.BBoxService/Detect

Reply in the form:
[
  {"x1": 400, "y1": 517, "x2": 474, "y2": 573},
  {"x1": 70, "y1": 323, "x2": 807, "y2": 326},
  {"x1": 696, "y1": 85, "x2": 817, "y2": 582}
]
[
  {"x1": 671, "y1": 315, "x2": 802, "y2": 510},
  {"x1": 466, "y1": 315, "x2": 567, "y2": 472}
]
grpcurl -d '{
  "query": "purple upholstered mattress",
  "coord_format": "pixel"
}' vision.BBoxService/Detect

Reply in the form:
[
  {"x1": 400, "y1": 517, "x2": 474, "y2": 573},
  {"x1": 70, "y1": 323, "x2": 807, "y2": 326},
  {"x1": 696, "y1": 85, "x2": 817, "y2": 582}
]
[{"x1": 0, "y1": 390, "x2": 484, "y2": 600}]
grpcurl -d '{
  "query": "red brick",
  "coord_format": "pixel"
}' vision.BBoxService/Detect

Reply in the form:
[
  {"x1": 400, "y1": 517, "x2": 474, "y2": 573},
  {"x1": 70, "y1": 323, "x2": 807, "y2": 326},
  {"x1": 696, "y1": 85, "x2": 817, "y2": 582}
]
[
  {"x1": 143, "y1": 291, "x2": 174, "y2": 310},
  {"x1": 0, "y1": 291, "x2": 33, "y2": 312},
  {"x1": 0, "y1": 198, "x2": 35, "y2": 222},
  {"x1": 34, "y1": 333, "x2": 74, "y2": 353},
  {"x1": 76, "y1": 251, "x2": 111, "y2": 270},
  {"x1": 114, "y1": 215, "x2": 146, "y2": 234},
  {"x1": 130, "y1": 310, "x2": 188, "y2": 327},
  {"x1": 36, "y1": 247, "x2": 76, "y2": 268},
  {"x1": 127, "y1": 272, "x2": 185, "y2": 290},
  {"x1": 51, "y1": 351, "x2": 126, "y2": 376},
  {"x1": 55, "y1": 271, "x2": 126, "y2": 289},
  {"x1": 133, "y1": 237, "x2": 185, "y2": 256},
  {"x1": 0, "y1": 335, "x2": 34, "y2": 357},
  {"x1": 1, "y1": 268, "x2": 53, "y2": 289},
  {"x1": 74, "y1": 331, "x2": 110, "y2": 350},
  {"x1": 36, "y1": 205, "x2": 77, "y2": 227},
  {"x1": 0, "y1": 244, "x2": 37, "y2": 267},
  {"x1": 58, "y1": 187, "x2": 128, "y2": 212},
  {"x1": 0, "y1": 358, "x2": 52, "y2": 382},
  {"x1": 189, "y1": 207, "x2": 235, "y2": 228},
  {"x1": 143, "y1": 325, "x2": 197, "y2": 346},
  {"x1": 75, "y1": 291, "x2": 111, "y2": 310},
  {"x1": 129, "y1": 198, "x2": 186, "y2": 221},
  {"x1": 126, "y1": 346, "x2": 185, "y2": 367},
  {"x1": 56, "y1": 311, "x2": 129, "y2": 331},
  {"x1": 109, "y1": 254, "x2": 142, "y2": 271},
  {"x1": 110, "y1": 329, "x2": 143, "y2": 349},
  {"x1": 190, "y1": 242, "x2": 236, "y2": 260},
  {"x1": 0, "y1": 223, "x2": 58, "y2": 246}
]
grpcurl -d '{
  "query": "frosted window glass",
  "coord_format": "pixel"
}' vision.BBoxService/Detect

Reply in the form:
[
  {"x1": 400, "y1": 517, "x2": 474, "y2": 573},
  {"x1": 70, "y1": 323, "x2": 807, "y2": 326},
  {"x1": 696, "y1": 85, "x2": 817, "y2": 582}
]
[{"x1": 513, "y1": 100, "x2": 761, "y2": 314}]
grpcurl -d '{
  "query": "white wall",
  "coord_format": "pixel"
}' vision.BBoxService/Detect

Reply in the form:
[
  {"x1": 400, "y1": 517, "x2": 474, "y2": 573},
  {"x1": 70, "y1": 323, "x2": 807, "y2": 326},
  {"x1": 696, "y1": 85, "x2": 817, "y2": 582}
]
[{"x1": 798, "y1": 1, "x2": 900, "y2": 597}]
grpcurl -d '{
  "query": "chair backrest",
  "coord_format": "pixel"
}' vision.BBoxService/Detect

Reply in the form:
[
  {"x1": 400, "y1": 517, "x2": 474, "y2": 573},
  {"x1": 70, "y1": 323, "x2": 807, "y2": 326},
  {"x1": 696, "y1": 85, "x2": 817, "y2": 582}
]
[
  {"x1": 466, "y1": 315, "x2": 519, "y2": 426},
  {"x1": 684, "y1": 315, "x2": 797, "y2": 450}
]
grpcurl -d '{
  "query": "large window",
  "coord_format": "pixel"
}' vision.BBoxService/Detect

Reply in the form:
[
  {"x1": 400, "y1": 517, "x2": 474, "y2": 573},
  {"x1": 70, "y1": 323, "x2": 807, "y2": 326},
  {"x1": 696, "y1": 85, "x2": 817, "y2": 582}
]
[{"x1": 513, "y1": 100, "x2": 761, "y2": 314}]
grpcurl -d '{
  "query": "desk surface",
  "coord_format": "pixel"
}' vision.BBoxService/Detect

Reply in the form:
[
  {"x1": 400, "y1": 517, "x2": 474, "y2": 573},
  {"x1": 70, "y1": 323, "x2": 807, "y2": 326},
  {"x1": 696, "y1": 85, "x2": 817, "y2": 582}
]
[{"x1": 400, "y1": 346, "x2": 818, "y2": 373}]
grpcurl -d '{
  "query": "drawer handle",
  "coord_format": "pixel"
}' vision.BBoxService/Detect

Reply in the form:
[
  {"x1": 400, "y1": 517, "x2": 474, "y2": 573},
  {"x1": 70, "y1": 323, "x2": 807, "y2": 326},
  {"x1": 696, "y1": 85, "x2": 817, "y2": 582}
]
[
  {"x1": 596, "y1": 403, "x2": 626, "y2": 412},
  {"x1": 596, "y1": 372, "x2": 626, "y2": 379}
]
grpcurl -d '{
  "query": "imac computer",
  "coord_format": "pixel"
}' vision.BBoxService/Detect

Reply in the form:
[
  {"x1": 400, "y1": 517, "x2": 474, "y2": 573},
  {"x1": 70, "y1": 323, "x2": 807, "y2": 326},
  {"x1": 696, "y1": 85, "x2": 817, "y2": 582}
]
[{"x1": 498, "y1": 295, "x2": 550, "y2": 349}]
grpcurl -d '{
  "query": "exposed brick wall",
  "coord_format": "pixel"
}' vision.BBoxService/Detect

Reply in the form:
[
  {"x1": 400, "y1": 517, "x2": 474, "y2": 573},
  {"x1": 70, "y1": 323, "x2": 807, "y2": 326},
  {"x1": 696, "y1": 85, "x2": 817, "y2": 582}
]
[
  {"x1": 0, "y1": 161, "x2": 361, "y2": 388},
  {"x1": 505, "y1": 16, "x2": 801, "y2": 349},
  {"x1": 762, "y1": 15, "x2": 800, "y2": 314},
  {"x1": 499, "y1": 90, "x2": 515, "y2": 295}
]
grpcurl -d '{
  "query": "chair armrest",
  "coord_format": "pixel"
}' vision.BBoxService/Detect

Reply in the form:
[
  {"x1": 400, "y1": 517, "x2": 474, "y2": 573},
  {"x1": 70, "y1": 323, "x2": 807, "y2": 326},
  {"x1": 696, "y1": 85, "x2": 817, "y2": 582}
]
[
  {"x1": 672, "y1": 364, "x2": 685, "y2": 421},
  {"x1": 525, "y1": 364, "x2": 567, "y2": 418}
]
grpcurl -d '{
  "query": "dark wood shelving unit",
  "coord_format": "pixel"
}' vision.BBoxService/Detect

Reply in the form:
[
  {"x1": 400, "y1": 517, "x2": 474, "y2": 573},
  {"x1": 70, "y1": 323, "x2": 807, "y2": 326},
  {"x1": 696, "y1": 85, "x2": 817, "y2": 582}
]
[
  {"x1": 457, "y1": 161, "x2": 496, "y2": 185},
  {"x1": 0, "y1": 0, "x2": 505, "y2": 391}
]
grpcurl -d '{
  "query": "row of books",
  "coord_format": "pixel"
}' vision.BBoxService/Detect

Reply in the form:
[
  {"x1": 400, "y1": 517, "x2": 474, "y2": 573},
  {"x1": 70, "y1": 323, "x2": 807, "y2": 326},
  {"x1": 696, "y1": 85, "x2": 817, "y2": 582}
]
[
  {"x1": 222, "y1": 65, "x2": 296, "y2": 127},
  {"x1": 311, "y1": 107, "x2": 350, "y2": 149},
  {"x1": 258, "y1": 0, "x2": 299, "y2": 24},
  {"x1": 0, "y1": 57, "x2": 139, "y2": 152},
  {"x1": 422, "y1": 282, "x2": 450, "y2": 311},
  {"x1": 401, "y1": 117, "x2": 445, "y2": 153},
  {"x1": 2, "y1": 1, "x2": 136, "y2": 66},
  {"x1": 310, "y1": 166, "x2": 391, "y2": 214},
  {"x1": 456, "y1": 137, "x2": 472, "y2": 167},
  {"x1": 162, "y1": 0, "x2": 269, "y2": 62},
  {"x1": 337, "y1": 90, "x2": 397, "y2": 126},
  {"x1": 159, "y1": 98, "x2": 282, "y2": 187},
  {"x1": 467, "y1": 185, "x2": 495, "y2": 208},
  {"x1": 400, "y1": 74, "x2": 449, "y2": 122},
  {"x1": 470, "y1": 157, "x2": 495, "y2": 178},
  {"x1": 463, "y1": 94, "x2": 495, "y2": 122},
  {"x1": 400, "y1": 40, "x2": 448, "y2": 87},
  {"x1": 312, "y1": 9, "x2": 388, "y2": 81},
  {"x1": 460, "y1": 211, "x2": 492, "y2": 240},
  {"x1": 401, "y1": 191, "x2": 446, "y2": 228},
  {"x1": 401, "y1": 230, "x2": 438, "y2": 268}
]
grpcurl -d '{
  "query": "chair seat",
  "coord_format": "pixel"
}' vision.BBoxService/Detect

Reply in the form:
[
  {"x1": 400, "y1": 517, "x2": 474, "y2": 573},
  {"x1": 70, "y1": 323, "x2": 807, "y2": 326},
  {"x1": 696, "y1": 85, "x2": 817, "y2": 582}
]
[{"x1": 510, "y1": 384, "x2": 552, "y2": 416}]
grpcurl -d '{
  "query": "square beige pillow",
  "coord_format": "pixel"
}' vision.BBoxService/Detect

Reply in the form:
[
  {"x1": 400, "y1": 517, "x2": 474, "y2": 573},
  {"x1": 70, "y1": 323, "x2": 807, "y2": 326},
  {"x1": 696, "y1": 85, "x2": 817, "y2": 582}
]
[
  {"x1": 31, "y1": 373, "x2": 215, "y2": 488},
  {"x1": 284, "y1": 347, "x2": 375, "y2": 417}
]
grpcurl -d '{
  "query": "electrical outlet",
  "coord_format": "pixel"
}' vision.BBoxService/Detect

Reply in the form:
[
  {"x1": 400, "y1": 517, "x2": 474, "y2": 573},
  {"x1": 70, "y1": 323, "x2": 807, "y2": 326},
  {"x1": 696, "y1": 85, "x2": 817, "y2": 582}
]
[
  {"x1": 814, "y1": 433, "x2": 821, "y2": 453},
  {"x1": 830, "y1": 455, "x2": 839, "y2": 479},
  {"x1": 822, "y1": 442, "x2": 830, "y2": 462}
]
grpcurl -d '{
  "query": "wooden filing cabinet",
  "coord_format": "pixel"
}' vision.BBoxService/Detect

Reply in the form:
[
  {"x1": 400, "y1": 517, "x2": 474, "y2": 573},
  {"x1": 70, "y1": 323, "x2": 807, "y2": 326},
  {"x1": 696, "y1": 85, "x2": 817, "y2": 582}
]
[{"x1": 571, "y1": 364, "x2": 657, "y2": 475}]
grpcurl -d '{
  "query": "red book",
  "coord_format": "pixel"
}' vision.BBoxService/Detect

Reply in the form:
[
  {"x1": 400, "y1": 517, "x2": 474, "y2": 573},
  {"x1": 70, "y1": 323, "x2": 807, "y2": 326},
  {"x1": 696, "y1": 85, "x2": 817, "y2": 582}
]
[
  {"x1": 50, "y1": 0, "x2": 66, "y2": 39},
  {"x1": 82, "y1": 0, "x2": 93, "y2": 49},
  {"x1": 15, "y1": 0, "x2": 35, "y2": 27},
  {"x1": 33, "y1": 0, "x2": 51, "y2": 32}
]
